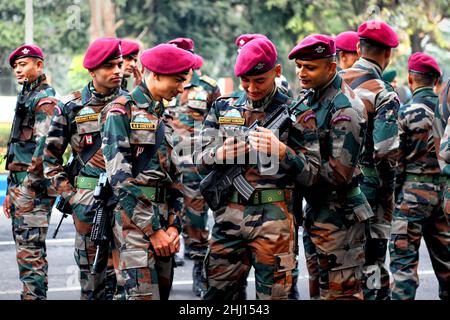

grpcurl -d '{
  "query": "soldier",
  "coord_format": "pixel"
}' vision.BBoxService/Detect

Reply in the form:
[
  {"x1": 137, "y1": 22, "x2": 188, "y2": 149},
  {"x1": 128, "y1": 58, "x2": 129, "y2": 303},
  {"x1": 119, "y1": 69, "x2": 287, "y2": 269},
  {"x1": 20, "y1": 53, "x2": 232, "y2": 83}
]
[
  {"x1": 2, "y1": 44, "x2": 59, "y2": 300},
  {"x1": 289, "y1": 34, "x2": 373, "y2": 300},
  {"x1": 390, "y1": 52, "x2": 450, "y2": 300},
  {"x1": 120, "y1": 39, "x2": 141, "y2": 92},
  {"x1": 166, "y1": 37, "x2": 221, "y2": 297},
  {"x1": 335, "y1": 31, "x2": 360, "y2": 71},
  {"x1": 339, "y1": 20, "x2": 401, "y2": 300},
  {"x1": 300, "y1": 30, "x2": 361, "y2": 300},
  {"x1": 43, "y1": 38, "x2": 125, "y2": 300},
  {"x1": 236, "y1": 33, "x2": 300, "y2": 300},
  {"x1": 439, "y1": 78, "x2": 450, "y2": 225},
  {"x1": 194, "y1": 37, "x2": 321, "y2": 300},
  {"x1": 100, "y1": 44, "x2": 196, "y2": 300}
]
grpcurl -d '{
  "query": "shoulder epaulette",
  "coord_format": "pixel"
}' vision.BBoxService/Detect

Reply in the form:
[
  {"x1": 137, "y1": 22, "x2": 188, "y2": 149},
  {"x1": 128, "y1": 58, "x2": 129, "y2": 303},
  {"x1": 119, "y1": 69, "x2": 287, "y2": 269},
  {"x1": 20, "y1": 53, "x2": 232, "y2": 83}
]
[
  {"x1": 61, "y1": 90, "x2": 81, "y2": 105},
  {"x1": 200, "y1": 75, "x2": 217, "y2": 87}
]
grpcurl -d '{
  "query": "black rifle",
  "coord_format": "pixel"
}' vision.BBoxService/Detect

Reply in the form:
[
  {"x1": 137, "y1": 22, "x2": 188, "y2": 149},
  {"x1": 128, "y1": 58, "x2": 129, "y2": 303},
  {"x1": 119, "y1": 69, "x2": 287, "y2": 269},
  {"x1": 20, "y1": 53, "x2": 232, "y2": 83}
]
[
  {"x1": 5, "y1": 80, "x2": 29, "y2": 169},
  {"x1": 90, "y1": 173, "x2": 116, "y2": 275},
  {"x1": 200, "y1": 90, "x2": 314, "y2": 211}
]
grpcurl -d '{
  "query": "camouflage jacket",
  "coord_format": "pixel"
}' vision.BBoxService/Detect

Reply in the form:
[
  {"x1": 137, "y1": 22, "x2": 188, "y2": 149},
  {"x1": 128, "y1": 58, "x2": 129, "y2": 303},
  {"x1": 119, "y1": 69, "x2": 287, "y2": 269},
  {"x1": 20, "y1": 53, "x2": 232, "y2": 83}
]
[
  {"x1": 438, "y1": 79, "x2": 450, "y2": 176},
  {"x1": 166, "y1": 71, "x2": 221, "y2": 191},
  {"x1": 43, "y1": 82, "x2": 125, "y2": 199},
  {"x1": 100, "y1": 82, "x2": 182, "y2": 234},
  {"x1": 397, "y1": 87, "x2": 440, "y2": 179},
  {"x1": 7, "y1": 74, "x2": 58, "y2": 192},
  {"x1": 434, "y1": 78, "x2": 450, "y2": 175},
  {"x1": 194, "y1": 87, "x2": 321, "y2": 190},
  {"x1": 301, "y1": 74, "x2": 367, "y2": 193},
  {"x1": 339, "y1": 58, "x2": 400, "y2": 172}
]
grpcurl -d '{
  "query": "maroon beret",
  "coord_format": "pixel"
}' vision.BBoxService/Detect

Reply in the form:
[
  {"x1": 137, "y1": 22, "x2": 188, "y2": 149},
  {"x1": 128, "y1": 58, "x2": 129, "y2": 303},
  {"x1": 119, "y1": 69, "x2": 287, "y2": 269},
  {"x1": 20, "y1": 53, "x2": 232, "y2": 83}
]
[
  {"x1": 288, "y1": 34, "x2": 336, "y2": 60},
  {"x1": 408, "y1": 52, "x2": 442, "y2": 77},
  {"x1": 121, "y1": 39, "x2": 140, "y2": 57},
  {"x1": 234, "y1": 37, "x2": 277, "y2": 77},
  {"x1": 235, "y1": 33, "x2": 268, "y2": 49},
  {"x1": 9, "y1": 44, "x2": 44, "y2": 67},
  {"x1": 140, "y1": 43, "x2": 196, "y2": 75},
  {"x1": 83, "y1": 37, "x2": 122, "y2": 70},
  {"x1": 358, "y1": 20, "x2": 399, "y2": 48},
  {"x1": 335, "y1": 31, "x2": 359, "y2": 52},
  {"x1": 167, "y1": 37, "x2": 203, "y2": 69}
]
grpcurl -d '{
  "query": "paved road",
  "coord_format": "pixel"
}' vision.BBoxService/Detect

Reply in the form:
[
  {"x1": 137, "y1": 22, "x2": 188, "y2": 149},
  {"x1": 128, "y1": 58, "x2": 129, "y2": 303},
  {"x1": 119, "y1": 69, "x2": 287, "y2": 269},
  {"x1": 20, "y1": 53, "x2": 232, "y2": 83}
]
[{"x1": 0, "y1": 208, "x2": 440, "y2": 300}]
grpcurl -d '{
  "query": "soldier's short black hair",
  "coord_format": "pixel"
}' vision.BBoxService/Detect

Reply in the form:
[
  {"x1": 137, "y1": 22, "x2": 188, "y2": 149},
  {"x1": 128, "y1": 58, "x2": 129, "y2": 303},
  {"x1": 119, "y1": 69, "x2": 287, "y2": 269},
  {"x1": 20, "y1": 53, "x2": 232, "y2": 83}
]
[
  {"x1": 409, "y1": 71, "x2": 438, "y2": 87},
  {"x1": 359, "y1": 38, "x2": 390, "y2": 55}
]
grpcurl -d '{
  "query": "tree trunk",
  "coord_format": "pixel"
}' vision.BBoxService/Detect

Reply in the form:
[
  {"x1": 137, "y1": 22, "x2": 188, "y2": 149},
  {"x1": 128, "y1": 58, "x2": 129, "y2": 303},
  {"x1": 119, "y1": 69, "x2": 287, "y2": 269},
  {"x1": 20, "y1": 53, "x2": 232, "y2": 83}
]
[
  {"x1": 410, "y1": 32, "x2": 423, "y2": 53},
  {"x1": 89, "y1": 0, "x2": 117, "y2": 42}
]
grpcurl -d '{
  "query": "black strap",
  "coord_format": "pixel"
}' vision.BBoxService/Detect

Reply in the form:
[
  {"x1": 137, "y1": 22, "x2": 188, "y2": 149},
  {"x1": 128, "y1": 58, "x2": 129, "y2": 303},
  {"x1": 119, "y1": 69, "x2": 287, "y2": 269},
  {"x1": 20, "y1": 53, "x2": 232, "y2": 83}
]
[
  {"x1": 132, "y1": 121, "x2": 166, "y2": 177},
  {"x1": 350, "y1": 72, "x2": 380, "y2": 90}
]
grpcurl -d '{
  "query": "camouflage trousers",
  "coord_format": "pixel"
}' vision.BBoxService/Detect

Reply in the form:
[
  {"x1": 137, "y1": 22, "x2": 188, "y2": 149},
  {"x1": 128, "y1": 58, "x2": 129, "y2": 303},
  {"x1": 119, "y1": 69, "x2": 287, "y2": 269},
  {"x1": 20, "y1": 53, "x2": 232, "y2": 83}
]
[
  {"x1": 71, "y1": 187, "x2": 121, "y2": 300},
  {"x1": 359, "y1": 174, "x2": 393, "y2": 300},
  {"x1": 203, "y1": 195, "x2": 297, "y2": 300},
  {"x1": 8, "y1": 179, "x2": 55, "y2": 300},
  {"x1": 304, "y1": 190, "x2": 371, "y2": 300},
  {"x1": 302, "y1": 226, "x2": 320, "y2": 299},
  {"x1": 112, "y1": 202, "x2": 175, "y2": 300},
  {"x1": 181, "y1": 189, "x2": 210, "y2": 260},
  {"x1": 389, "y1": 181, "x2": 450, "y2": 300}
]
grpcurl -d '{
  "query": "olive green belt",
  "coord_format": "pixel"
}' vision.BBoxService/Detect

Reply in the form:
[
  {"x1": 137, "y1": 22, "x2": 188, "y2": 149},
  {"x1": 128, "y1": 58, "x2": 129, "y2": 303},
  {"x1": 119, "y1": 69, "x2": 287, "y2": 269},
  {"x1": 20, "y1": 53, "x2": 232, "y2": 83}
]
[
  {"x1": 230, "y1": 189, "x2": 286, "y2": 205},
  {"x1": 75, "y1": 176, "x2": 98, "y2": 190},
  {"x1": 10, "y1": 171, "x2": 28, "y2": 185},
  {"x1": 345, "y1": 186, "x2": 362, "y2": 198},
  {"x1": 405, "y1": 174, "x2": 446, "y2": 184},
  {"x1": 75, "y1": 176, "x2": 167, "y2": 203},
  {"x1": 361, "y1": 166, "x2": 378, "y2": 178}
]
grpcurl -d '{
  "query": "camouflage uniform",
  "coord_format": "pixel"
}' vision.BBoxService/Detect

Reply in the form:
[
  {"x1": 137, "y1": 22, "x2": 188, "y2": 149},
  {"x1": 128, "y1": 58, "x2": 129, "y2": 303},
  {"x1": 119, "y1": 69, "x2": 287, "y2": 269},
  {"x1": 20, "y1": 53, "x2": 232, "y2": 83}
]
[
  {"x1": 301, "y1": 74, "x2": 372, "y2": 300},
  {"x1": 100, "y1": 82, "x2": 182, "y2": 300},
  {"x1": 43, "y1": 82, "x2": 125, "y2": 299},
  {"x1": 195, "y1": 88, "x2": 321, "y2": 300},
  {"x1": 390, "y1": 86, "x2": 450, "y2": 300},
  {"x1": 340, "y1": 58, "x2": 401, "y2": 300},
  {"x1": 435, "y1": 78, "x2": 450, "y2": 221},
  {"x1": 6, "y1": 74, "x2": 58, "y2": 300}
]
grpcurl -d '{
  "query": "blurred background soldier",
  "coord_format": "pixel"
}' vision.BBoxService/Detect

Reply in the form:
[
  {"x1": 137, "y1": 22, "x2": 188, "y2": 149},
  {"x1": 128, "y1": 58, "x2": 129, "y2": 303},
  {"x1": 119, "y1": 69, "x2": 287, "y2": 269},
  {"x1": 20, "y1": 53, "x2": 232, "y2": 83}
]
[
  {"x1": 390, "y1": 52, "x2": 450, "y2": 300},
  {"x1": 289, "y1": 34, "x2": 372, "y2": 300},
  {"x1": 2, "y1": 44, "x2": 59, "y2": 300},
  {"x1": 335, "y1": 31, "x2": 360, "y2": 71},
  {"x1": 43, "y1": 38, "x2": 125, "y2": 300},
  {"x1": 120, "y1": 39, "x2": 142, "y2": 92},
  {"x1": 339, "y1": 20, "x2": 401, "y2": 300},
  {"x1": 195, "y1": 37, "x2": 320, "y2": 300},
  {"x1": 100, "y1": 44, "x2": 196, "y2": 300},
  {"x1": 166, "y1": 37, "x2": 221, "y2": 297}
]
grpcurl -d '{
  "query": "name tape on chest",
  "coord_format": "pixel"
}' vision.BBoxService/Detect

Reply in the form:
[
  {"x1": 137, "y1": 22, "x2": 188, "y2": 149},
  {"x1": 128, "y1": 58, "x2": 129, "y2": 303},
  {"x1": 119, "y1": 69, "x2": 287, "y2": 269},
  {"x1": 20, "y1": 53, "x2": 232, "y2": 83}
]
[
  {"x1": 218, "y1": 117, "x2": 246, "y2": 125},
  {"x1": 75, "y1": 113, "x2": 99, "y2": 123},
  {"x1": 130, "y1": 122, "x2": 157, "y2": 131}
]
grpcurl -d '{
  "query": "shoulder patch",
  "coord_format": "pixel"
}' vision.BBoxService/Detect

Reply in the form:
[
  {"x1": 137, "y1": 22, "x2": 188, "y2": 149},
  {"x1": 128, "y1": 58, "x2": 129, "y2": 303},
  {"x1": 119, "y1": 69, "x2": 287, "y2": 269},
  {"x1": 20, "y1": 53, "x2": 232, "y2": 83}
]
[
  {"x1": 332, "y1": 115, "x2": 352, "y2": 124},
  {"x1": 61, "y1": 91, "x2": 80, "y2": 105},
  {"x1": 108, "y1": 106, "x2": 127, "y2": 115},
  {"x1": 304, "y1": 113, "x2": 316, "y2": 123},
  {"x1": 54, "y1": 105, "x2": 62, "y2": 116},
  {"x1": 37, "y1": 97, "x2": 55, "y2": 107},
  {"x1": 200, "y1": 75, "x2": 217, "y2": 87}
]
